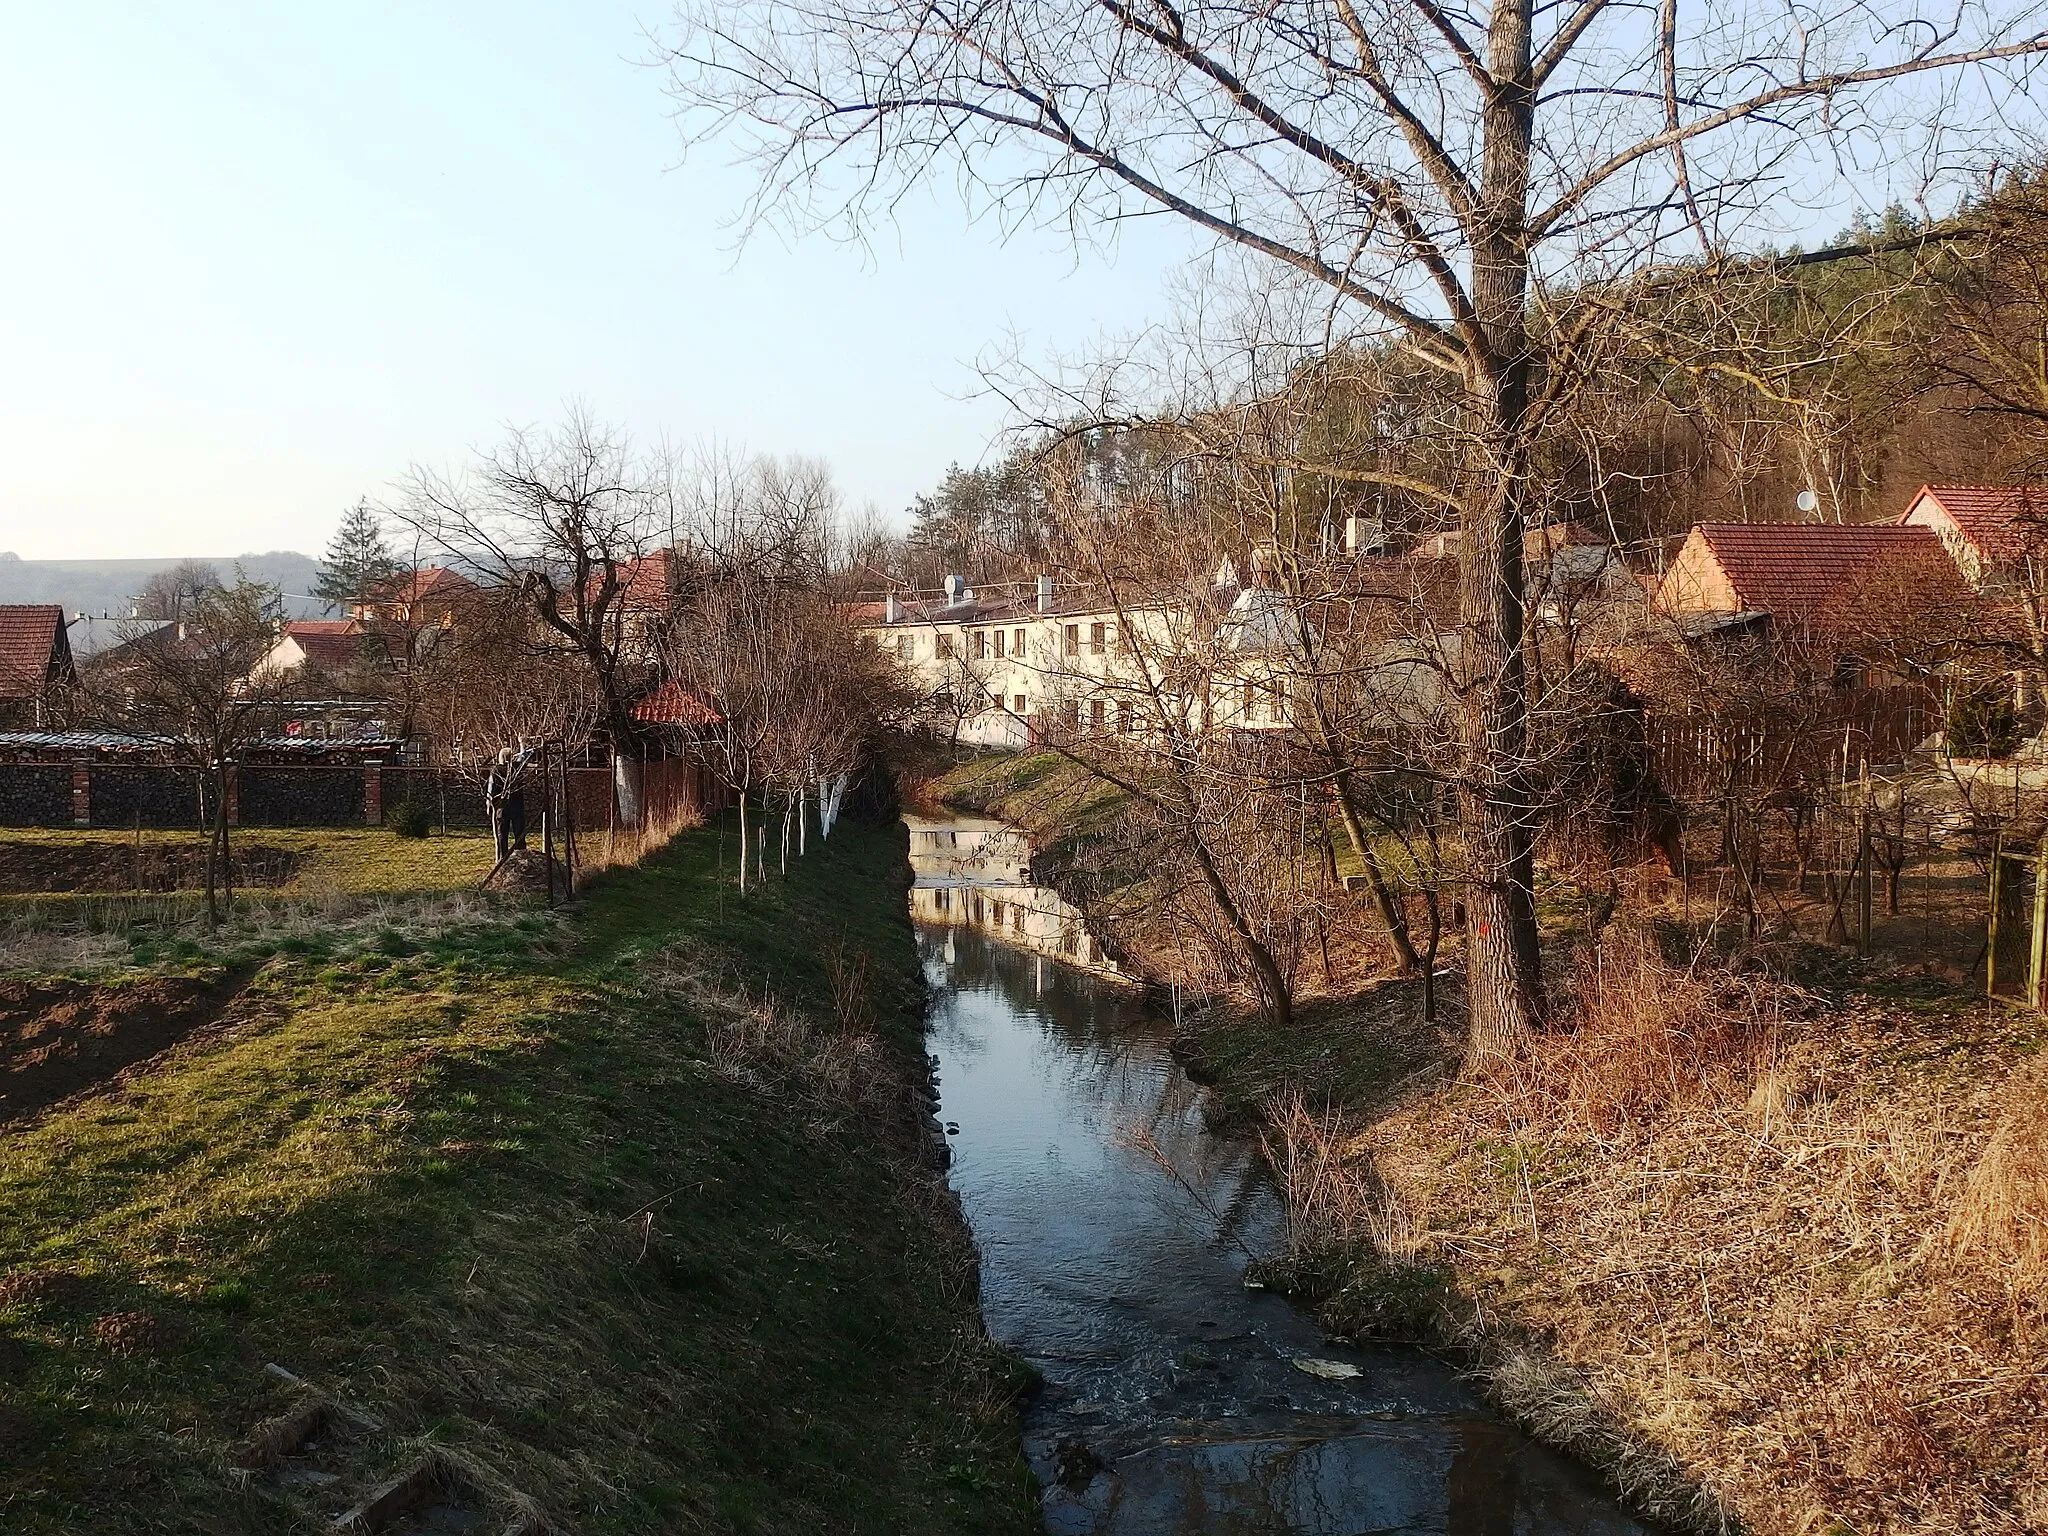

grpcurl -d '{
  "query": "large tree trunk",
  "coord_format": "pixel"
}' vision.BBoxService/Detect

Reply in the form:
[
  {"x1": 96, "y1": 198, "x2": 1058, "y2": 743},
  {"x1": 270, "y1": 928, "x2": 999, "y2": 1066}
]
[
  {"x1": 1460, "y1": 0, "x2": 1546, "y2": 1064},
  {"x1": 613, "y1": 751, "x2": 644, "y2": 831}
]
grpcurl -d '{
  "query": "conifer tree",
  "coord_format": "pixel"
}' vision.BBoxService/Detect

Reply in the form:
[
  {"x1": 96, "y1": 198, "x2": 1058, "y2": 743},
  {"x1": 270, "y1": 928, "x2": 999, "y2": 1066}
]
[{"x1": 315, "y1": 500, "x2": 402, "y2": 613}]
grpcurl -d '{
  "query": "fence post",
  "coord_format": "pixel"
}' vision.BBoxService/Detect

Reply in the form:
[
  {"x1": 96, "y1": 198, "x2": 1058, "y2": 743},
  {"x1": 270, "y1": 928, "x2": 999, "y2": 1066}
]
[
  {"x1": 1989, "y1": 831, "x2": 2004, "y2": 1000},
  {"x1": 560, "y1": 746, "x2": 578, "y2": 895},
  {"x1": 541, "y1": 742, "x2": 558, "y2": 907},
  {"x1": 71, "y1": 759, "x2": 91, "y2": 827},
  {"x1": 363, "y1": 764, "x2": 382, "y2": 827},
  {"x1": 2030, "y1": 841, "x2": 2047, "y2": 1011},
  {"x1": 1857, "y1": 810, "x2": 1873, "y2": 957}
]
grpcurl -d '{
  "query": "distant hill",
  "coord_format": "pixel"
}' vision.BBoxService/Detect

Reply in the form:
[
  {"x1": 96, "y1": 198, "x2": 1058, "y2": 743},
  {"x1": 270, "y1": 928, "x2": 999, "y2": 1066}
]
[{"x1": 0, "y1": 552, "x2": 327, "y2": 619}]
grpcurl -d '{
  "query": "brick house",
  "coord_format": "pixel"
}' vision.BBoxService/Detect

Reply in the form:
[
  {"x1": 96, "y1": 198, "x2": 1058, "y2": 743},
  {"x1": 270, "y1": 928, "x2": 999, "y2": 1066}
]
[
  {"x1": 0, "y1": 605, "x2": 79, "y2": 729},
  {"x1": 1653, "y1": 521, "x2": 1976, "y2": 646},
  {"x1": 1896, "y1": 483, "x2": 2048, "y2": 592}
]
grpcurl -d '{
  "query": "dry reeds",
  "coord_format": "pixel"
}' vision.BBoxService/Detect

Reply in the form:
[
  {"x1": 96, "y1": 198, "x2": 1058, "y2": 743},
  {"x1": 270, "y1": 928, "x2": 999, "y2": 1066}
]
[
  {"x1": 1944, "y1": 1057, "x2": 2048, "y2": 1290},
  {"x1": 1259, "y1": 1091, "x2": 1411, "y2": 1257},
  {"x1": 642, "y1": 942, "x2": 886, "y2": 1114},
  {"x1": 1496, "y1": 924, "x2": 1783, "y2": 1138},
  {"x1": 573, "y1": 802, "x2": 703, "y2": 881}
]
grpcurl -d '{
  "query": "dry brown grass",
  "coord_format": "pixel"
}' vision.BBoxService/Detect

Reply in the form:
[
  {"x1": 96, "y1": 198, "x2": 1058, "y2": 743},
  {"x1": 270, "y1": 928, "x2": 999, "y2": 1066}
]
[
  {"x1": 572, "y1": 801, "x2": 704, "y2": 880},
  {"x1": 1338, "y1": 940, "x2": 2048, "y2": 1535},
  {"x1": 1944, "y1": 1056, "x2": 2048, "y2": 1291},
  {"x1": 1490, "y1": 924, "x2": 1785, "y2": 1138},
  {"x1": 640, "y1": 940, "x2": 892, "y2": 1119}
]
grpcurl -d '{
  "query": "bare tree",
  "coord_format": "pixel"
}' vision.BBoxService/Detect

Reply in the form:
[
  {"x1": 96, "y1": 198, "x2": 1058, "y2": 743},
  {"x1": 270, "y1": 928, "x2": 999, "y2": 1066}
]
[
  {"x1": 90, "y1": 576, "x2": 286, "y2": 925},
  {"x1": 415, "y1": 586, "x2": 602, "y2": 797},
  {"x1": 394, "y1": 411, "x2": 667, "y2": 827},
  {"x1": 133, "y1": 559, "x2": 224, "y2": 623},
  {"x1": 668, "y1": 0, "x2": 2048, "y2": 1059}
]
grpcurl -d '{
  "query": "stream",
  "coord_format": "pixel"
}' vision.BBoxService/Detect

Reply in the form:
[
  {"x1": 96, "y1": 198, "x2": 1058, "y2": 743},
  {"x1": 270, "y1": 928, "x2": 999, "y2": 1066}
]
[{"x1": 909, "y1": 814, "x2": 1650, "y2": 1536}]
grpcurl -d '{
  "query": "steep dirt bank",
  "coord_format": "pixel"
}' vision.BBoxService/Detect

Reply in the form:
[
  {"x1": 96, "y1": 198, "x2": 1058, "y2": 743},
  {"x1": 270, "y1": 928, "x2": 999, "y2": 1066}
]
[
  {"x1": 0, "y1": 817, "x2": 1037, "y2": 1534},
  {"x1": 931, "y1": 748, "x2": 2048, "y2": 1536},
  {"x1": 0, "y1": 967, "x2": 258, "y2": 1123}
]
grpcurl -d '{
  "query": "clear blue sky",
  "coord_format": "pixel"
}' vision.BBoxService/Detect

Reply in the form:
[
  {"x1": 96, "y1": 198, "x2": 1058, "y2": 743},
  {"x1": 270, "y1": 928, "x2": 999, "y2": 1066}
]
[{"x1": 0, "y1": 4, "x2": 1197, "y2": 560}]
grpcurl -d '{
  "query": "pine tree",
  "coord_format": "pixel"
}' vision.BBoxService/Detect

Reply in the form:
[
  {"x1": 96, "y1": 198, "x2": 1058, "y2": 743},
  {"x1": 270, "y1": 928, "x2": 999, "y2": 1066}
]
[{"x1": 315, "y1": 501, "x2": 402, "y2": 613}]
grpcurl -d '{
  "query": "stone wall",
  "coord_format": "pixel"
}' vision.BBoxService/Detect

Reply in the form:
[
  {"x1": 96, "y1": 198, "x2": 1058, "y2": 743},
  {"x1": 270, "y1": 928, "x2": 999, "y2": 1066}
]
[
  {"x1": 90, "y1": 766, "x2": 207, "y2": 829},
  {"x1": 239, "y1": 767, "x2": 367, "y2": 828},
  {"x1": 0, "y1": 764, "x2": 72, "y2": 827}
]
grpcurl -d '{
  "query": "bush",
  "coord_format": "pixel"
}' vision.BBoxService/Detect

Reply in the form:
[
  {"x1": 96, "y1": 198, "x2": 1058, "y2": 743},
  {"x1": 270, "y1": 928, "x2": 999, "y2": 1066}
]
[
  {"x1": 1945, "y1": 678, "x2": 2024, "y2": 760},
  {"x1": 385, "y1": 800, "x2": 434, "y2": 838}
]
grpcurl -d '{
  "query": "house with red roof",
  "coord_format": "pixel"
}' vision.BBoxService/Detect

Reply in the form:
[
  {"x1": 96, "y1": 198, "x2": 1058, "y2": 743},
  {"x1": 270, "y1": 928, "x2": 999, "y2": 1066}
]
[
  {"x1": 0, "y1": 605, "x2": 79, "y2": 729},
  {"x1": 347, "y1": 567, "x2": 478, "y2": 625},
  {"x1": 1654, "y1": 520, "x2": 1978, "y2": 647},
  {"x1": 1896, "y1": 484, "x2": 2048, "y2": 591},
  {"x1": 255, "y1": 621, "x2": 368, "y2": 679}
]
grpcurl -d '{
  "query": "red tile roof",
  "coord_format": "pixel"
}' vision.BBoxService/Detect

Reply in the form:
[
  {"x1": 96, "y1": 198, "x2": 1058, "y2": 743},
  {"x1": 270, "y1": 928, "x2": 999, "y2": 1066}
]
[
  {"x1": 363, "y1": 566, "x2": 478, "y2": 610},
  {"x1": 632, "y1": 680, "x2": 722, "y2": 727},
  {"x1": 1690, "y1": 523, "x2": 1949, "y2": 630},
  {"x1": 0, "y1": 605, "x2": 70, "y2": 701},
  {"x1": 284, "y1": 620, "x2": 366, "y2": 672},
  {"x1": 612, "y1": 552, "x2": 678, "y2": 612},
  {"x1": 1899, "y1": 484, "x2": 2048, "y2": 562}
]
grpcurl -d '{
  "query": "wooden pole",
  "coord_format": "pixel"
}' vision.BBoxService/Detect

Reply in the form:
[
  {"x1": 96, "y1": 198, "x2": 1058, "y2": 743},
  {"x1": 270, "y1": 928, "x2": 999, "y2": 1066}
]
[
  {"x1": 2030, "y1": 839, "x2": 2047, "y2": 1010},
  {"x1": 541, "y1": 742, "x2": 558, "y2": 908},
  {"x1": 1858, "y1": 810, "x2": 1873, "y2": 957},
  {"x1": 561, "y1": 742, "x2": 578, "y2": 896},
  {"x1": 1989, "y1": 830, "x2": 2003, "y2": 1000}
]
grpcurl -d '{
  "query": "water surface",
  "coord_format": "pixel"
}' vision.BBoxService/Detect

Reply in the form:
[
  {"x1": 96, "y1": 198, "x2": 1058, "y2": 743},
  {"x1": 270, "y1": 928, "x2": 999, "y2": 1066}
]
[{"x1": 912, "y1": 815, "x2": 1648, "y2": 1535}]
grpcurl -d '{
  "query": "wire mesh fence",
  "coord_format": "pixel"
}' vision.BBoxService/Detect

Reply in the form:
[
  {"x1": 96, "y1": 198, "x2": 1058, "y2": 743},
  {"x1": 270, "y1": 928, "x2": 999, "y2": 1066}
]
[{"x1": 1659, "y1": 776, "x2": 2041, "y2": 999}]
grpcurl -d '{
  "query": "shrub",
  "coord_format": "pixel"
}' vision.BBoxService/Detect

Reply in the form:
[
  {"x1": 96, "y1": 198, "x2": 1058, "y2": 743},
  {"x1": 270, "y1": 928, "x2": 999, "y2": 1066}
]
[
  {"x1": 385, "y1": 799, "x2": 434, "y2": 838},
  {"x1": 1945, "y1": 678, "x2": 2024, "y2": 759}
]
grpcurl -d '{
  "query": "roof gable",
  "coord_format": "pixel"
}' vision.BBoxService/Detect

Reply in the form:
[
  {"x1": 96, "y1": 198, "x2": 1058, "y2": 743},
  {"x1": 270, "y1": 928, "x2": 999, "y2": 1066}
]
[
  {"x1": 1899, "y1": 484, "x2": 2048, "y2": 563},
  {"x1": 1688, "y1": 522, "x2": 1950, "y2": 630},
  {"x1": 0, "y1": 605, "x2": 71, "y2": 701}
]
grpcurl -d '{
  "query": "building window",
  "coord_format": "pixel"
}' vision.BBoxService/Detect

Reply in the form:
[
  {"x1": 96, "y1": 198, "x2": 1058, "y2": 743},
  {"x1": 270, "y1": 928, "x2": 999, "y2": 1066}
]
[
  {"x1": 1013, "y1": 627, "x2": 1026, "y2": 655},
  {"x1": 1243, "y1": 680, "x2": 1257, "y2": 721},
  {"x1": 993, "y1": 629, "x2": 1005, "y2": 659},
  {"x1": 1090, "y1": 698, "x2": 1106, "y2": 731},
  {"x1": 973, "y1": 629, "x2": 988, "y2": 660},
  {"x1": 1117, "y1": 701, "x2": 1134, "y2": 734},
  {"x1": 1064, "y1": 624, "x2": 1080, "y2": 657},
  {"x1": 1013, "y1": 694, "x2": 1027, "y2": 714},
  {"x1": 1090, "y1": 622, "x2": 1106, "y2": 655},
  {"x1": 937, "y1": 633, "x2": 954, "y2": 658},
  {"x1": 896, "y1": 634, "x2": 913, "y2": 659}
]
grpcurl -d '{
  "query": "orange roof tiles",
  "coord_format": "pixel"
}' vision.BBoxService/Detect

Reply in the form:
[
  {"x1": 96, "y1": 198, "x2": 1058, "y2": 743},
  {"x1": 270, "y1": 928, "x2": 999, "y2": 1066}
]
[
  {"x1": 0, "y1": 605, "x2": 70, "y2": 701},
  {"x1": 632, "y1": 680, "x2": 722, "y2": 727},
  {"x1": 1900, "y1": 484, "x2": 2048, "y2": 562},
  {"x1": 1689, "y1": 523, "x2": 1947, "y2": 631}
]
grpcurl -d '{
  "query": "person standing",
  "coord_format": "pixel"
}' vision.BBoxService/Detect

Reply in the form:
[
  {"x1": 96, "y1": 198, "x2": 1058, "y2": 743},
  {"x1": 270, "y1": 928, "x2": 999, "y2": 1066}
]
[{"x1": 487, "y1": 744, "x2": 534, "y2": 863}]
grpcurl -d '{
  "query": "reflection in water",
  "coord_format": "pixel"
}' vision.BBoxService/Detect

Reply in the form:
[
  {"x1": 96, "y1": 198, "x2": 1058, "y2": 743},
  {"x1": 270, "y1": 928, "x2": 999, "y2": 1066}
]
[
  {"x1": 914, "y1": 816, "x2": 1649, "y2": 1536},
  {"x1": 906, "y1": 814, "x2": 1121, "y2": 973}
]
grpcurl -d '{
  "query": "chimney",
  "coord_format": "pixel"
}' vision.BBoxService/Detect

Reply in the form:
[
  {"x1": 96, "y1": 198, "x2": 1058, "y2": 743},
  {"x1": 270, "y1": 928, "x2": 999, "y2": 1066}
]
[
  {"x1": 884, "y1": 592, "x2": 903, "y2": 623},
  {"x1": 1037, "y1": 574, "x2": 1054, "y2": 613},
  {"x1": 944, "y1": 574, "x2": 963, "y2": 605}
]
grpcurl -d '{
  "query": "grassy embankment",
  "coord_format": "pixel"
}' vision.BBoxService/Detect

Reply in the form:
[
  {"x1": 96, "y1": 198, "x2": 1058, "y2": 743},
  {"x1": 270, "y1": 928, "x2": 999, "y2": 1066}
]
[
  {"x1": 0, "y1": 816, "x2": 1038, "y2": 1534},
  {"x1": 934, "y1": 748, "x2": 2048, "y2": 1536}
]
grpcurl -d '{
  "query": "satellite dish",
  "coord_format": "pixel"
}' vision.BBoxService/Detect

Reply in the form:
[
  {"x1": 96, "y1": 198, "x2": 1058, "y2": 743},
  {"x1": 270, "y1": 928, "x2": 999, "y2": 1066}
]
[{"x1": 1795, "y1": 489, "x2": 1820, "y2": 515}]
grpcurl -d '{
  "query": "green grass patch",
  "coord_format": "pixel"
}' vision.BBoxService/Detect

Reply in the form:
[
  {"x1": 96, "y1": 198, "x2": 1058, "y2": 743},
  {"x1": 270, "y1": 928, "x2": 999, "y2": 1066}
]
[{"x1": 0, "y1": 816, "x2": 1037, "y2": 1534}]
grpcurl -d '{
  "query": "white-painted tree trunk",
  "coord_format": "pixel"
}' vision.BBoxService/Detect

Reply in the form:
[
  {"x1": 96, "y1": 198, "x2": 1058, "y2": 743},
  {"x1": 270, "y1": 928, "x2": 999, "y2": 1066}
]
[
  {"x1": 737, "y1": 790, "x2": 748, "y2": 893},
  {"x1": 613, "y1": 754, "x2": 644, "y2": 831},
  {"x1": 797, "y1": 781, "x2": 808, "y2": 857}
]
